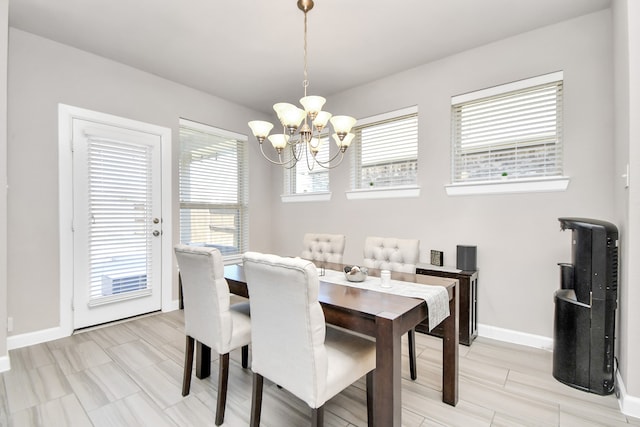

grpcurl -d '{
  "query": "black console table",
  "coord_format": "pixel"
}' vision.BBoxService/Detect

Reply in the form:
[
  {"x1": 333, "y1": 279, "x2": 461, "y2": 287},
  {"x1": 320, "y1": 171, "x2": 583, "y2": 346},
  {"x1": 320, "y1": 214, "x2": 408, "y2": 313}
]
[{"x1": 416, "y1": 264, "x2": 478, "y2": 346}]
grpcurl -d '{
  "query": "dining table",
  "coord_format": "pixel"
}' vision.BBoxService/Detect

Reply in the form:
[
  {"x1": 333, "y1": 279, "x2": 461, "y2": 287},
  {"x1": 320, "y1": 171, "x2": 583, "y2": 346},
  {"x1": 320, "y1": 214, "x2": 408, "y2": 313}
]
[{"x1": 193, "y1": 261, "x2": 459, "y2": 427}]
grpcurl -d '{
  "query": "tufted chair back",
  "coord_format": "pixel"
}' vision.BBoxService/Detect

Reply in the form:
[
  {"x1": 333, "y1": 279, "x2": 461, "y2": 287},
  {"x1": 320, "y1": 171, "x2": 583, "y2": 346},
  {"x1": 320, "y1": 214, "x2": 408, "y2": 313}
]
[
  {"x1": 301, "y1": 233, "x2": 346, "y2": 264},
  {"x1": 243, "y1": 252, "x2": 328, "y2": 407},
  {"x1": 174, "y1": 244, "x2": 250, "y2": 355},
  {"x1": 243, "y1": 251, "x2": 376, "y2": 425},
  {"x1": 363, "y1": 236, "x2": 420, "y2": 273}
]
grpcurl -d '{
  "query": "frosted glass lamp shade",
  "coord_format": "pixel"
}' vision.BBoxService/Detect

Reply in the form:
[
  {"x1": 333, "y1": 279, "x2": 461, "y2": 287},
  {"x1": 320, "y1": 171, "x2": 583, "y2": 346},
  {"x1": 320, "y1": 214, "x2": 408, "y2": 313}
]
[
  {"x1": 300, "y1": 96, "x2": 326, "y2": 115},
  {"x1": 280, "y1": 107, "x2": 306, "y2": 129},
  {"x1": 268, "y1": 134, "x2": 290, "y2": 150},
  {"x1": 313, "y1": 111, "x2": 332, "y2": 130},
  {"x1": 273, "y1": 102, "x2": 297, "y2": 118},
  {"x1": 330, "y1": 115, "x2": 357, "y2": 135},
  {"x1": 333, "y1": 132, "x2": 354, "y2": 148},
  {"x1": 248, "y1": 121, "x2": 274, "y2": 140}
]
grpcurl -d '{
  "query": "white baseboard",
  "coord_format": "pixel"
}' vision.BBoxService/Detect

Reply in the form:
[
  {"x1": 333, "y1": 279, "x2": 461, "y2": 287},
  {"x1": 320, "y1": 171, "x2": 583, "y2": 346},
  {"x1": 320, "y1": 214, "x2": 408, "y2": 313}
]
[
  {"x1": 7, "y1": 301, "x2": 181, "y2": 350},
  {"x1": 7, "y1": 326, "x2": 68, "y2": 351},
  {"x1": 616, "y1": 370, "x2": 640, "y2": 419},
  {"x1": 478, "y1": 323, "x2": 554, "y2": 351},
  {"x1": 0, "y1": 354, "x2": 10, "y2": 372},
  {"x1": 478, "y1": 324, "x2": 640, "y2": 418}
]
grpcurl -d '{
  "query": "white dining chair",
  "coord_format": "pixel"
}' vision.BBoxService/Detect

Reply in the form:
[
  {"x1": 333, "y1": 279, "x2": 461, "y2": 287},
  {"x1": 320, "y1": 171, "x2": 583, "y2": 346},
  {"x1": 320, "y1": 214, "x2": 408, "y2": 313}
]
[
  {"x1": 301, "y1": 233, "x2": 346, "y2": 264},
  {"x1": 242, "y1": 252, "x2": 376, "y2": 427},
  {"x1": 174, "y1": 244, "x2": 251, "y2": 426},
  {"x1": 363, "y1": 236, "x2": 421, "y2": 380}
]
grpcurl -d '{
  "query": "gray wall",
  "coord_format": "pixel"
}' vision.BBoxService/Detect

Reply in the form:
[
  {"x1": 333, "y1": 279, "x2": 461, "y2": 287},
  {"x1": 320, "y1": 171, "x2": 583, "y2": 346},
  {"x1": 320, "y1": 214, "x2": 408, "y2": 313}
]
[
  {"x1": 270, "y1": 11, "x2": 615, "y2": 339},
  {"x1": 0, "y1": 0, "x2": 8, "y2": 360},
  {"x1": 6, "y1": 28, "x2": 273, "y2": 335},
  {"x1": 614, "y1": 0, "x2": 640, "y2": 400}
]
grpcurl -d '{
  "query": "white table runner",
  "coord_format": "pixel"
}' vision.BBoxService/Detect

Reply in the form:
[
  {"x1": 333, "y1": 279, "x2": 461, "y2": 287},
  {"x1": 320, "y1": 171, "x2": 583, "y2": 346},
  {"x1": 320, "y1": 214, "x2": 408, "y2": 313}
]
[{"x1": 320, "y1": 269, "x2": 450, "y2": 331}]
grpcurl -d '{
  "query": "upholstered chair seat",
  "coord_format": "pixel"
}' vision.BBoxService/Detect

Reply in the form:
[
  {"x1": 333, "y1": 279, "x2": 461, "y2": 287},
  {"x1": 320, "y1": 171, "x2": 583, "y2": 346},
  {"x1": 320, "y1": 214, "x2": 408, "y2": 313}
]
[
  {"x1": 363, "y1": 236, "x2": 420, "y2": 380},
  {"x1": 243, "y1": 252, "x2": 375, "y2": 426},
  {"x1": 174, "y1": 244, "x2": 251, "y2": 426},
  {"x1": 301, "y1": 233, "x2": 346, "y2": 264}
]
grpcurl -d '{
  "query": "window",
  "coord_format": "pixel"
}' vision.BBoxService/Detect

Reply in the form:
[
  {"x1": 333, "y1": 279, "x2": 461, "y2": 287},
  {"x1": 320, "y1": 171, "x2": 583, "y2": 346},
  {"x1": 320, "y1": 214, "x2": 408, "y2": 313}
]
[
  {"x1": 179, "y1": 119, "x2": 248, "y2": 262},
  {"x1": 451, "y1": 72, "x2": 564, "y2": 185},
  {"x1": 351, "y1": 107, "x2": 418, "y2": 190},
  {"x1": 284, "y1": 134, "x2": 330, "y2": 195}
]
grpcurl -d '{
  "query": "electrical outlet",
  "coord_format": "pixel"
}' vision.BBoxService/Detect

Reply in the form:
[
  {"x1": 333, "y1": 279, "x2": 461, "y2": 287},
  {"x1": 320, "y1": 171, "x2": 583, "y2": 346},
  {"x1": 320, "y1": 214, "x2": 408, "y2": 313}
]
[{"x1": 7, "y1": 316, "x2": 13, "y2": 332}]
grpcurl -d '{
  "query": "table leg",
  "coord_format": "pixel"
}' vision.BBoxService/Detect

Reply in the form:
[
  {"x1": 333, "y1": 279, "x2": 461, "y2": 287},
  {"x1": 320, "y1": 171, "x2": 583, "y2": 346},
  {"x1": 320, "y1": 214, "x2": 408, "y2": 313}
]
[
  {"x1": 196, "y1": 341, "x2": 211, "y2": 379},
  {"x1": 442, "y1": 280, "x2": 459, "y2": 406},
  {"x1": 374, "y1": 312, "x2": 402, "y2": 426}
]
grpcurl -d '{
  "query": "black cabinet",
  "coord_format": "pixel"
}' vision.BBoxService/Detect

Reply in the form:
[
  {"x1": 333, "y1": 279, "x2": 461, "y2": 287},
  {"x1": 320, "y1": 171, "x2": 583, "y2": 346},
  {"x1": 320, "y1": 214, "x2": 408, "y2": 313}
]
[{"x1": 415, "y1": 265, "x2": 478, "y2": 346}]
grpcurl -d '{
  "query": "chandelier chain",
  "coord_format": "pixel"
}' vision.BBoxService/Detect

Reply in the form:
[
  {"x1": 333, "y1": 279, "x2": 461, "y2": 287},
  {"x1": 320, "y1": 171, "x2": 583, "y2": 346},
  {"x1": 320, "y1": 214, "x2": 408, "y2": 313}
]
[{"x1": 303, "y1": 9, "x2": 309, "y2": 95}]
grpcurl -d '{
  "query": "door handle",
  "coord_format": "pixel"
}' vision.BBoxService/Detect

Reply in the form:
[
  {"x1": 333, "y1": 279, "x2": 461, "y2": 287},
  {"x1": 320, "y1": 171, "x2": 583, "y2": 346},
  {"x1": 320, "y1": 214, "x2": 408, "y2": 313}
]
[{"x1": 152, "y1": 230, "x2": 160, "y2": 237}]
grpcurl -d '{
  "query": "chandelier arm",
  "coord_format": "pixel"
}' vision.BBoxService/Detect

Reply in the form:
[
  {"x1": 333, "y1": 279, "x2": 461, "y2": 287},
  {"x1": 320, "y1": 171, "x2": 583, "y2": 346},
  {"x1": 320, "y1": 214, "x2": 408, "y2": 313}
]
[
  {"x1": 290, "y1": 140, "x2": 304, "y2": 162},
  {"x1": 283, "y1": 158, "x2": 299, "y2": 170},
  {"x1": 304, "y1": 142, "x2": 316, "y2": 171},
  {"x1": 259, "y1": 143, "x2": 297, "y2": 167},
  {"x1": 282, "y1": 124, "x2": 298, "y2": 147},
  {"x1": 311, "y1": 150, "x2": 346, "y2": 170}
]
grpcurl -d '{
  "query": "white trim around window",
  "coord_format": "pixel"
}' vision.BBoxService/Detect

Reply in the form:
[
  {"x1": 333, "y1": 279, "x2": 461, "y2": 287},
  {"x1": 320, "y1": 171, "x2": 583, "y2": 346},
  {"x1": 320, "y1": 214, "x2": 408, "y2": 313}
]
[
  {"x1": 445, "y1": 176, "x2": 570, "y2": 196},
  {"x1": 281, "y1": 192, "x2": 332, "y2": 203},
  {"x1": 346, "y1": 185, "x2": 420, "y2": 200}
]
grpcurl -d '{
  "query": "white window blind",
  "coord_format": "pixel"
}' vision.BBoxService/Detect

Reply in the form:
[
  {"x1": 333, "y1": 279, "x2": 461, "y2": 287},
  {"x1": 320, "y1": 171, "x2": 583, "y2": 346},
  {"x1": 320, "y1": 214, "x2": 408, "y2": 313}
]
[
  {"x1": 87, "y1": 137, "x2": 153, "y2": 306},
  {"x1": 179, "y1": 119, "x2": 248, "y2": 261},
  {"x1": 451, "y1": 73, "x2": 563, "y2": 183},
  {"x1": 351, "y1": 107, "x2": 418, "y2": 189},
  {"x1": 284, "y1": 134, "x2": 330, "y2": 195}
]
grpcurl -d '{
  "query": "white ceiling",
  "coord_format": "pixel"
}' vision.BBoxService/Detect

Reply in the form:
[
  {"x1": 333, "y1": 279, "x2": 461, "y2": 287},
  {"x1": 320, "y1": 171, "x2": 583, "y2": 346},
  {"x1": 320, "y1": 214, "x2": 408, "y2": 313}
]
[{"x1": 9, "y1": 0, "x2": 611, "y2": 114}]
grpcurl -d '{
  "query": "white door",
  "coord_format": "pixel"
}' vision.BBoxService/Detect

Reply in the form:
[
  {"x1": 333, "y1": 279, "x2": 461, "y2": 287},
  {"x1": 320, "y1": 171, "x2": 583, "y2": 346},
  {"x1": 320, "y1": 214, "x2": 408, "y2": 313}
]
[{"x1": 72, "y1": 119, "x2": 163, "y2": 329}]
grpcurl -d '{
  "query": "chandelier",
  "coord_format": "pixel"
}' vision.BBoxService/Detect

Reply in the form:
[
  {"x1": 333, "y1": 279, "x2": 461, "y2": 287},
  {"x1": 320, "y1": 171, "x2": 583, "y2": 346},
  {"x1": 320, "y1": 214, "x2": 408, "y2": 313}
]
[{"x1": 248, "y1": 0, "x2": 357, "y2": 171}]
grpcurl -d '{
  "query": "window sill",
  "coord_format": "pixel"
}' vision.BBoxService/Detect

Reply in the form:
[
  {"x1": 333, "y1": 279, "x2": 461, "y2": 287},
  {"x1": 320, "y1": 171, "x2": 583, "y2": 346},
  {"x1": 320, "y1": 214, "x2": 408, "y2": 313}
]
[
  {"x1": 346, "y1": 185, "x2": 421, "y2": 200},
  {"x1": 445, "y1": 176, "x2": 570, "y2": 196},
  {"x1": 281, "y1": 192, "x2": 332, "y2": 203}
]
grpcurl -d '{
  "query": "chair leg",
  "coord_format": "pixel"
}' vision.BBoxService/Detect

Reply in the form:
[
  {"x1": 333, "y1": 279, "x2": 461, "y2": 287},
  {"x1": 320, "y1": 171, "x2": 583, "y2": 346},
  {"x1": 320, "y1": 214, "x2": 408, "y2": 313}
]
[
  {"x1": 250, "y1": 372, "x2": 264, "y2": 427},
  {"x1": 241, "y1": 344, "x2": 249, "y2": 369},
  {"x1": 215, "y1": 353, "x2": 230, "y2": 426},
  {"x1": 182, "y1": 336, "x2": 194, "y2": 396},
  {"x1": 408, "y1": 328, "x2": 417, "y2": 380},
  {"x1": 311, "y1": 405, "x2": 324, "y2": 427}
]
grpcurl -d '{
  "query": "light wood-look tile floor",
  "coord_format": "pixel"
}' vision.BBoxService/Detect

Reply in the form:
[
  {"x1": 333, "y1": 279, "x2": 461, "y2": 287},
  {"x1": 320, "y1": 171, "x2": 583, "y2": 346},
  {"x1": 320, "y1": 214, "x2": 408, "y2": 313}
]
[{"x1": 1, "y1": 309, "x2": 638, "y2": 426}]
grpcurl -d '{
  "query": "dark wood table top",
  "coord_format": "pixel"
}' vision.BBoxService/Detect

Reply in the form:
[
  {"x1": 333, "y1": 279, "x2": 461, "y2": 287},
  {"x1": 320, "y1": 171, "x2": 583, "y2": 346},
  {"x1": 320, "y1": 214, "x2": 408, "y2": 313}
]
[{"x1": 224, "y1": 261, "x2": 455, "y2": 336}]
